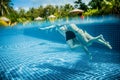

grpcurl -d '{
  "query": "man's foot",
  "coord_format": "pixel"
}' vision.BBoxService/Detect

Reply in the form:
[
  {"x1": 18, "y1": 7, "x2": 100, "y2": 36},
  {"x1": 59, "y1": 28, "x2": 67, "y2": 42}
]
[{"x1": 90, "y1": 56, "x2": 92, "y2": 60}]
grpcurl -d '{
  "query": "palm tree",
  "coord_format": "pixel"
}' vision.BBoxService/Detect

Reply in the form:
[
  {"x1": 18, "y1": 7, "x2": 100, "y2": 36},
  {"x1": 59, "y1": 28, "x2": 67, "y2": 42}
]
[
  {"x1": 18, "y1": 8, "x2": 26, "y2": 18},
  {"x1": 0, "y1": 0, "x2": 13, "y2": 16},
  {"x1": 38, "y1": 6, "x2": 44, "y2": 17},
  {"x1": 64, "y1": 4, "x2": 74, "y2": 17}
]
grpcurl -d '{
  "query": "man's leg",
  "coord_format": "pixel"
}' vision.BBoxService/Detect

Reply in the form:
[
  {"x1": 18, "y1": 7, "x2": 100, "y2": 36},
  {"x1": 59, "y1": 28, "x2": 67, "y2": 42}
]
[
  {"x1": 66, "y1": 39, "x2": 82, "y2": 48},
  {"x1": 82, "y1": 46, "x2": 92, "y2": 60}
]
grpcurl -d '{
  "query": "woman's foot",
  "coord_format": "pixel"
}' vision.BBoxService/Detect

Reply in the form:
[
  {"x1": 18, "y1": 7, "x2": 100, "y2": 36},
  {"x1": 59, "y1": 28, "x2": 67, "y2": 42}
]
[
  {"x1": 106, "y1": 42, "x2": 112, "y2": 49},
  {"x1": 95, "y1": 34, "x2": 103, "y2": 40},
  {"x1": 99, "y1": 34, "x2": 105, "y2": 41}
]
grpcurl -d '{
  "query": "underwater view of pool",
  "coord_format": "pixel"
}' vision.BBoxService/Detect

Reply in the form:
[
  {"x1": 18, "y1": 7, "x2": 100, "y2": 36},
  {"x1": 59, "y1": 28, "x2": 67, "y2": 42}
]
[{"x1": 0, "y1": 16, "x2": 120, "y2": 80}]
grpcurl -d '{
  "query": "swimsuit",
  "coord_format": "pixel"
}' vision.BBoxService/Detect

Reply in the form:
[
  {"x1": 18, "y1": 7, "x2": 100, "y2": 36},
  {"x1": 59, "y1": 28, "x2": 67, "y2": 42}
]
[{"x1": 65, "y1": 31, "x2": 76, "y2": 41}]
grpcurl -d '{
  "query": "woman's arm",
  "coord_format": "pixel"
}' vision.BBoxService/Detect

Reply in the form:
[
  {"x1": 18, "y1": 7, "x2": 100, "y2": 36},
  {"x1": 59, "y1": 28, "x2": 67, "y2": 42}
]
[{"x1": 39, "y1": 25, "x2": 56, "y2": 30}]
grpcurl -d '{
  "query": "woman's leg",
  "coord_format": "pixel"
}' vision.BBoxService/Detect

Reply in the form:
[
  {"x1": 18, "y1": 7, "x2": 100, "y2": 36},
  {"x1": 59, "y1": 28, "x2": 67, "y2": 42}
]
[
  {"x1": 69, "y1": 24, "x2": 112, "y2": 49},
  {"x1": 95, "y1": 39, "x2": 112, "y2": 49},
  {"x1": 70, "y1": 24, "x2": 101, "y2": 44},
  {"x1": 85, "y1": 32, "x2": 112, "y2": 49},
  {"x1": 84, "y1": 31, "x2": 93, "y2": 39},
  {"x1": 86, "y1": 34, "x2": 103, "y2": 46},
  {"x1": 84, "y1": 31, "x2": 110, "y2": 48}
]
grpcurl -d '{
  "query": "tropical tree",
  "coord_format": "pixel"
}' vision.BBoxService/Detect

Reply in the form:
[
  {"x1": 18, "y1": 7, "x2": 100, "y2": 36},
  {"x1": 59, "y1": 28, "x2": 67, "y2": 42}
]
[
  {"x1": 63, "y1": 4, "x2": 74, "y2": 17},
  {"x1": 100, "y1": 0, "x2": 113, "y2": 14},
  {"x1": 18, "y1": 8, "x2": 26, "y2": 18},
  {"x1": 88, "y1": 0, "x2": 103, "y2": 9},
  {"x1": 44, "y1": 5, "x2": 55, "y2": 15},
  {"x1": 26, "y1": 8, "x2": 35, "y2": 20},
  {"x1": 111, "y1": 0, "x2": 120, "y2": 15},
  {"x1": 7, "y1": 8, "x2": 19, "y2": 22},
  {"x1": 54, "y1": 5, "x2": 60, "y2": 18},
  {"x1": 74, "y1": 0, "x2": 88, "y2": 11},
  {"x1": 87, "y1": 0, "x2": 119, "y2": 15},
  {"x1": 38, "y1": 6, "x2": 44, "y2": 17},
  {"x1": 0, "y1": 0, "x2": 13, "y2": 16},
  {"x1": 74, "y1": 0, "x2": 82, "y2": 8},
  {"x1": 80, "y1": 3, "x2": 88, "y2": 11}
]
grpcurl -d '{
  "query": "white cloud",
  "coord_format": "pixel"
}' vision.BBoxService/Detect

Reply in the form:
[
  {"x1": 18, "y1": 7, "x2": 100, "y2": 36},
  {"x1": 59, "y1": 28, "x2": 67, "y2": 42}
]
[
  {"x1": 82, "y1": 0, "x2": 91, "y2": 5},
  {"x1": 23, "y1": 7, "x2": 29, "y2": 11},
  {"x1": 14, "y1": 7, "x2": 19, "y2": 11},
  {"x1": 14, "y1": 7, "x2": 29, "y2": 11}
]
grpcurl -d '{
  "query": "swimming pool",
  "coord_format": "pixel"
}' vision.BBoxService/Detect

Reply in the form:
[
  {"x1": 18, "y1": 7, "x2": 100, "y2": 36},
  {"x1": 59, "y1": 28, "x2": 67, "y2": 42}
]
[{"x1": 0, "y1": 16, "x2": 120, "y2": 80}]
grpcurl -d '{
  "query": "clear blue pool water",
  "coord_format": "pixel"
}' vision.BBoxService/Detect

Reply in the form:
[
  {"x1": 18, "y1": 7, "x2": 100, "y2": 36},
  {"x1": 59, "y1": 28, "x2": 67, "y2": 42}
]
[{"x1": 0, "y1": 16, "x2": 120, "y2": 80}]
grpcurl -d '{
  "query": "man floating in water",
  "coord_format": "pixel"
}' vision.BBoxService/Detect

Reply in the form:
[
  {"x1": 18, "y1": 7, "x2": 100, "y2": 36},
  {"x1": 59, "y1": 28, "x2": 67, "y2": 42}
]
[{"x1": 39, "y1": 24, "x2": 112, "y2": 59}]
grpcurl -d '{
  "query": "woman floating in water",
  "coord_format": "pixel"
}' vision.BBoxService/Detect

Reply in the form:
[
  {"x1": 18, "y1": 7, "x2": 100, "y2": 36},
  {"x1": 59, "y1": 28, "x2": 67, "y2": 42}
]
[
  {"x1": 68, "y1": 24, "x2": 112, "y2": 49},
  {"x1": 39, "y1": 24, "x2": 112, "y2": 59}
]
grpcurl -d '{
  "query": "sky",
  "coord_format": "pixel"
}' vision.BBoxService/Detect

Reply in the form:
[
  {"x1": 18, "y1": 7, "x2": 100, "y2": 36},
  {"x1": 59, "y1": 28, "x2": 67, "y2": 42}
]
[{"x1": 11, "y1": 0, "x2": 91, "y2": 11}]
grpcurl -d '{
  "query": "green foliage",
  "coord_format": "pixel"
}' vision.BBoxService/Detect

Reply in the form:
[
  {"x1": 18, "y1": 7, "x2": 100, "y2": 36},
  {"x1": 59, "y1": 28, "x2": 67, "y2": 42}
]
[
  {"x1": 111, "y1": 0, "x2": 120, "y2": 15},
  {"x1": 1, "y1": 0, "x2": 119, "y2": 25},
  {"x1": 17, "y1": 18, "x2": 27, "y2": 23},
  {"x1": 0, "y1": 0, "x2": 13, "y2": 16},
  {"x1": 74, "y1": 0, "x2": 88, "y2": 11},
  {"x1": 89, "y1": 0, "x2": 103, "y2": 9},
  {"x1": 88, "y1": 0, "x2": 120, "y2": 15},
  {"x1": 24, "y1": 4, "x2": 74, "y2": 20},
  {"x1": 84, "y1": 9, "x2": 99, "y2": 16}
]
